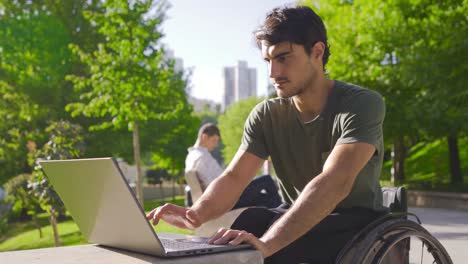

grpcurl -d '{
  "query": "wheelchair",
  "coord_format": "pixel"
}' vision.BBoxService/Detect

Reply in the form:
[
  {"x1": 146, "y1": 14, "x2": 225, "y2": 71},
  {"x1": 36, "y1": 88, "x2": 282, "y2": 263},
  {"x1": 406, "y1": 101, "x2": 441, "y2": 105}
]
[{"x1": 335, "y1": 187, "x2": 453, "y2": 264}]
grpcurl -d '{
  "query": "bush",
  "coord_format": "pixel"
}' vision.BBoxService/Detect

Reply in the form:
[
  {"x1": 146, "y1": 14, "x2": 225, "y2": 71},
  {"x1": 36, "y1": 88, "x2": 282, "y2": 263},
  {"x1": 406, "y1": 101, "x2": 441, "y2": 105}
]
[
  {"x1": 0, "y1": 200, "x2": 11, "y2": 234},
  {"x1": 3, "y1": 174, "x2": 41, "y2": 222},
  {"x1": 0, "y1": 216, "x2": 8, "y2": 235}
]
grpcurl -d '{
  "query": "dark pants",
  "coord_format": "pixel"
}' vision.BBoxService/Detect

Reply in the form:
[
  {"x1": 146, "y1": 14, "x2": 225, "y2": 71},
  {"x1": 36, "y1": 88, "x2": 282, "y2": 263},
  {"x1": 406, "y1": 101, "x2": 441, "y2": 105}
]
[
  {"x1": 231, "y1": 205, "x2": 383, "y2": 264},
  {"x1": 232, "y1": 175, "x2": 282, "y2": 209}
]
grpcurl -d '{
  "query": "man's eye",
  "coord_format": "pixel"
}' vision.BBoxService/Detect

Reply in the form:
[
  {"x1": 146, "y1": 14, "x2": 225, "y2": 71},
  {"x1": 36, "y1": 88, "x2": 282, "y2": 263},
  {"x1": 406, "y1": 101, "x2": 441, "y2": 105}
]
[{"x1": 278, "y1": 56, "x2": 286, "y2": 63}]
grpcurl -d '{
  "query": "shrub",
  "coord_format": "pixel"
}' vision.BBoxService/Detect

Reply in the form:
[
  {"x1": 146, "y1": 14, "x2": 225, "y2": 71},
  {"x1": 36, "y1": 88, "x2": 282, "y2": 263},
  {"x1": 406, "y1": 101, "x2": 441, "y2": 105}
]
[{"x1": 3, "y1": 174, "x2": 41, "y2": 222}]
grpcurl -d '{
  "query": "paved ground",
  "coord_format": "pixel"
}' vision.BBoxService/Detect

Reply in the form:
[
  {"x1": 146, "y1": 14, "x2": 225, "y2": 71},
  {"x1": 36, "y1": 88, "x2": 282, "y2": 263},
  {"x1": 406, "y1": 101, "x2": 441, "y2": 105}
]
[{"x1": 409, "y1": 207, "x2": 468, "y2": 263}]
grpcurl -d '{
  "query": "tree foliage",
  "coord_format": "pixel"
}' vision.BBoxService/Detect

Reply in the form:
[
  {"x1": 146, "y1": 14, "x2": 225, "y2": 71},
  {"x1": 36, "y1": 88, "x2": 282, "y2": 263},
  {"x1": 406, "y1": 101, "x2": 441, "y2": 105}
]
[
  {"x1": 0, "y1": 0, "x2": 103, "y2": 184},
  {"x1": 28, "y1": 120, "x2": 85, "y2": 247},
  {"x1": 0, "y1": 82, "x2": 40, "y2": 185},
  {"x1": 150, "y1": 111, "x2": 200, "y2": 178},
  {"x1": 218, "y1": 97, "x2": 263, "y2": 163},
  {"x1": 66, "y1": 0, "x2": 192, "y2": 204},
  {"x1": 66, "y1": 0, "x2": 182, "y2": 131}
]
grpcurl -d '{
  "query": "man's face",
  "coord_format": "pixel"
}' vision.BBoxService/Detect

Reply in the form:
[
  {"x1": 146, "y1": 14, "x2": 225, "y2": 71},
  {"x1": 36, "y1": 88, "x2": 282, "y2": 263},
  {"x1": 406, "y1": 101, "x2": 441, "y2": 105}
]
[
  {"x1": 205, "y1": 134, "x2": 220, "y2": 152},
  {"x1": 261, "y1": 41, "x2": 321, "y2": 98}
]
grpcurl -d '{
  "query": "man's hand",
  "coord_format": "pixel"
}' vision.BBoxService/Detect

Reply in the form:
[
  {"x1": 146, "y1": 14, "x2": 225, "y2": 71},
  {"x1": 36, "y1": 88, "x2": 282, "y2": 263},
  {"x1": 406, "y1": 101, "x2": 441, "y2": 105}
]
[
  {"x1": 208, "y1": 228, "x2": 274, "y2": 258},
  {"x1": 146, "y1": 203, "x2": 201, "y2": 230}
]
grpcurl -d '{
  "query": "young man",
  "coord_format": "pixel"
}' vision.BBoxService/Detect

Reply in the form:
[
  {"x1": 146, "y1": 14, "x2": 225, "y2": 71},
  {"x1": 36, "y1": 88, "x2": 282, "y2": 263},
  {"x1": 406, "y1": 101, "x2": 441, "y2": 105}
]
[
  {"x1": 186, "y1": 123, "x2": 281, "y2": 209},
  {"x1": 147, "y1": 5, "x2": 386, "y2": 263}
]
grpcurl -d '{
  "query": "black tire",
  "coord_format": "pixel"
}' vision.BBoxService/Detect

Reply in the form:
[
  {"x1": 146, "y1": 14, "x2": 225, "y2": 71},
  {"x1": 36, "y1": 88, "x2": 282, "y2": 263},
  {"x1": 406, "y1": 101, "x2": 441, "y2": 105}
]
[
  {"x1": 368, "y1": 220, "x2": 452, "y2": 264},
  {"x1": 336, "y1": 218, "x2": 452, "y2": 264}
]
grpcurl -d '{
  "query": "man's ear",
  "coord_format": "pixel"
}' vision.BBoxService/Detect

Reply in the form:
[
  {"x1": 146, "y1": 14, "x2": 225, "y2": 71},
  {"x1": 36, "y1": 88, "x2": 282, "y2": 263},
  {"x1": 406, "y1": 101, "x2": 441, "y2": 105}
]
[{"x1": 312, "y1": 42, "x2": 325, "y2": 60}]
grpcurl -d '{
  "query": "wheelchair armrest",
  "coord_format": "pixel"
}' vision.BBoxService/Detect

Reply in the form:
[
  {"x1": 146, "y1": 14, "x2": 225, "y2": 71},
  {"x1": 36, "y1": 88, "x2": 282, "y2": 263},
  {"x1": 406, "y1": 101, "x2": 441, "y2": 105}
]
[{"x1": 382, "y1": 186, "x2": 408, "y2": 213}]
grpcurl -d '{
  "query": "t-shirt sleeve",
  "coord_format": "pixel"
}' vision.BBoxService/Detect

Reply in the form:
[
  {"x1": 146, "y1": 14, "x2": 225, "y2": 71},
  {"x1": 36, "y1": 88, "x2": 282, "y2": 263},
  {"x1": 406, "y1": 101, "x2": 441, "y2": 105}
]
[
  {"x1": 336, "y1": 90, "x2": 385, "y2": 153},
  {"x1": 239, "y1": 101, "x2": 269, "y2": 160}
]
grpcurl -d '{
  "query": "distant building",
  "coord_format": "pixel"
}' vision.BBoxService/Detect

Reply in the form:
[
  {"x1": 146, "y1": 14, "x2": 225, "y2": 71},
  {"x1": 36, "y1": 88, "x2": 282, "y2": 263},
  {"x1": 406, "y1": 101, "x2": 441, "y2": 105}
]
[
  {"x1": 164, "y1": 48, "x2": 188, "y2": 95},
  {"x1": 222, "y1": 61, "x2": 257, "y2": 111},
  {"x1": 165, "y1": 49, "x2": 184, "y2": 73}
]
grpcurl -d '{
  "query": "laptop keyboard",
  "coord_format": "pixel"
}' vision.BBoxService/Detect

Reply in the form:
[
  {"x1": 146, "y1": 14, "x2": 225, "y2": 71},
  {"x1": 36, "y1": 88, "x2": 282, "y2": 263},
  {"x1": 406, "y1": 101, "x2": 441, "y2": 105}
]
[{"x1": 160, "y1": 238, "x2": 223, "y2": 250}]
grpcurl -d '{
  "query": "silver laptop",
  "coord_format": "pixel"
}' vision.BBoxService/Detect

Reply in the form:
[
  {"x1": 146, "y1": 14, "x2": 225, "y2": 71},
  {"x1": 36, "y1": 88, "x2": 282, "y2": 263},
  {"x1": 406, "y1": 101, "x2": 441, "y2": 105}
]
[{"x1": 39, "y1": 157, "x2": 251, "y2": 257}]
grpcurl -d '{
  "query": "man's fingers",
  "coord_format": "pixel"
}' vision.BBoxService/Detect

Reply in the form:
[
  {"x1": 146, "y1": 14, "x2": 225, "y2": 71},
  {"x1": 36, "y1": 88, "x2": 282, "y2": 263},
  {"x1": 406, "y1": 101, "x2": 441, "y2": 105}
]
[
  {"x1": 208, "y1": 228, "x2": 226, "y2": 244},
  {"x1": 148, "y1": 203, "x2": 173, "y2": 225},
  {"x1": 214, "y1": 229, "x2": 247, "y2": 245},
  {"x1": 157, "y1": 203, "x2": 178, "y2": 223},
  {"x1": 146, "y1": 203, "x2": 198, "y2": 230},
  {"x1": 146, "y1": 208, "x2": 161, "y2": 225},
  {"x1": 228, "y1": 232, "x2": 254, "y2": 246},
  {"x1": 145, "y1": 209, "x2": 155, "y2": 220}
]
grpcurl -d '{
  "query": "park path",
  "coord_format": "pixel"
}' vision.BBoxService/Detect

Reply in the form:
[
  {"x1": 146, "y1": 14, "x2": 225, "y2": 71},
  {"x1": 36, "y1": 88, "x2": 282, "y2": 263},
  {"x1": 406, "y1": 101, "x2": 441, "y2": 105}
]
[{"x1": 409, "y1": 207, "x2": 468, "y2": 264}]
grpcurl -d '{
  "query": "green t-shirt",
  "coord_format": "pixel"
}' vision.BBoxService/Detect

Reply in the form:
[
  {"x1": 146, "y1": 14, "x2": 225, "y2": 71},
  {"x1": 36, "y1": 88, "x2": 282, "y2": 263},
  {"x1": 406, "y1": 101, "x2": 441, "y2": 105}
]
[{"x1": 240, "y1": 80, "x2": 386, "y2": 211}]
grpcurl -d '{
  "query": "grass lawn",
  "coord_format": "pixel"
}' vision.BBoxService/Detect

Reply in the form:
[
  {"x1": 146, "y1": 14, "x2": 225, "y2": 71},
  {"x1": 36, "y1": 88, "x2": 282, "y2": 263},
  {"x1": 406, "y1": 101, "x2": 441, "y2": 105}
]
[{"x1": 0, "y1": 196, "x2": 190, "y2": 252}]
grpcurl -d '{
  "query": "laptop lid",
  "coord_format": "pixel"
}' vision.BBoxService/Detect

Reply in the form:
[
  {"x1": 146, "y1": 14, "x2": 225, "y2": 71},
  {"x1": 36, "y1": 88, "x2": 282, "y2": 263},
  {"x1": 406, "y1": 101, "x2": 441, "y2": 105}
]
[{"x1": 40, "y1": 158, "x2": 167, "y2": 256}]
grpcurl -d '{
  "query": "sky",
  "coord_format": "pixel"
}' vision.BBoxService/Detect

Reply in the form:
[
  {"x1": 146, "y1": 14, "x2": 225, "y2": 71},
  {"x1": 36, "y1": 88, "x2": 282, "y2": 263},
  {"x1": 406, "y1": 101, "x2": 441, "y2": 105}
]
[{"x1": 161, "y1": 0, "x2": 297, "y2": 103}]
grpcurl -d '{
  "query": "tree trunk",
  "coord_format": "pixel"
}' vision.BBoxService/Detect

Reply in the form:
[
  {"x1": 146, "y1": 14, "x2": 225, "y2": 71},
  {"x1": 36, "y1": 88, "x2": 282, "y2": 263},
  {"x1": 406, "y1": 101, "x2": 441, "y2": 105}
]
[
  {"x1": 172, "y1": 160, "x2": 176, "y2": 201},
  {"x1": 133, "y1": 121, "x2": 144, "y2": 207},
  {"x1": 447, "y1": 135, "x2": 462, "y2": 184},
  {"x1": 33, "y1": 214, "x2": 43, "y2": 238},
  {"x1": 391, "y1": 137, "x2": 405, "y2": 184},
  {"x1": 50, "y1": 208, "x2": 62, "y2": 247},
  {"x1": 159, "y1": 183, "x2": 164, "y2": 202},
  {"x1": 172, "y1": 179, "x2": 176, "y2": 202}
]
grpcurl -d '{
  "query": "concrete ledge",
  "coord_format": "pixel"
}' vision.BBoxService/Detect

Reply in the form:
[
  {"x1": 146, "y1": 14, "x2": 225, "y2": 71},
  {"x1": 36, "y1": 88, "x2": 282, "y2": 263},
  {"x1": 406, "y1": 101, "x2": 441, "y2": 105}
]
[
  {"x1": 408, "y1": 190, "x2": 468, "y2": 211},
  {"x1": 0, "y1": 244, "x2": 263, "y2": 264}
]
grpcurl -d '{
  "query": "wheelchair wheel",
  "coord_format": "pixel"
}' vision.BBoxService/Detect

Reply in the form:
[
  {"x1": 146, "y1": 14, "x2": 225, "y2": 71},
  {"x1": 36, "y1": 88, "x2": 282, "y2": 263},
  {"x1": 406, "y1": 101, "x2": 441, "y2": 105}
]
[
  {"x1": 361, "y1": 219, "x2": 453, "y2": 264},
  {"x1": 336, "y1": 217, "x2": 452, "y2": 264}
]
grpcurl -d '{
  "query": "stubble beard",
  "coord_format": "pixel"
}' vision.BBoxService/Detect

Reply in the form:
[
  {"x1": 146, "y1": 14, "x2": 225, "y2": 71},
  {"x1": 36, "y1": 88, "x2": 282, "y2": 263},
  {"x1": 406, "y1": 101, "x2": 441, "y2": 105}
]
[
  {"x1": 276, "y1": 84, "x2": 304, "y2": 99},
  {"x1": 276, "y1": 70, "x2": 316, "y2": 99}
]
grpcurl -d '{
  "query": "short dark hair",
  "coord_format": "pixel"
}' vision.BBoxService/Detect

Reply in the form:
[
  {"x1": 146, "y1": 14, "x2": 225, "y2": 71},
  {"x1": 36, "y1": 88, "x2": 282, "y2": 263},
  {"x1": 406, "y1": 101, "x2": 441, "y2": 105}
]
[
  {"x1": 197, "y1": 123, "x2": 220, "y2": 139},
  {"x1": 254, "y1": 5, "x2": 330, "y2": 70}
]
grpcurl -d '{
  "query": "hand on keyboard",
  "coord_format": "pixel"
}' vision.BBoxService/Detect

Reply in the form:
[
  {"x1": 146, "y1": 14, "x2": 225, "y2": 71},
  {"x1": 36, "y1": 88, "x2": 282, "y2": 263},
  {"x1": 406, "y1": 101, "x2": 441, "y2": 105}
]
[{"x1": 146, "y1": 203, "x2": 201, "y2": 229}]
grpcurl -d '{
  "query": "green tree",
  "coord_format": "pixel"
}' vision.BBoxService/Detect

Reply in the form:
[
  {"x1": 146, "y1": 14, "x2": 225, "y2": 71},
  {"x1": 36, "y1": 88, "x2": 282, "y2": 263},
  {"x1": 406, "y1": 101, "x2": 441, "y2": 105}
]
[
  {"x1": 218, "y1": 97, "x2": 263, "y2": 163},
  {"x1": 0, "y1": 5, "x2": 69, "y2": 184},
  {"x1": 0, "y1": 83, "x2": 40, "y2": 185},
  {"x1": 395, "y1": 0, "x2": 467, "y2": 184},
  {"x1": 66, "y1": 0, "x2": 190, "y2": 205},
  {"x1": 0, "y1": 0, "x2": 103, "y2": 184},
  {"x1": 28, "y1": 120, "x2": 85, "y2": 247}
]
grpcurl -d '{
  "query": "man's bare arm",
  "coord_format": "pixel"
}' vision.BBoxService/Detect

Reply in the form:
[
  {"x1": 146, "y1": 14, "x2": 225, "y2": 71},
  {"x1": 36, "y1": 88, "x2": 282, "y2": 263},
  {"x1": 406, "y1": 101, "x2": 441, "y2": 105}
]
[
  {"x1": 191, "y1": 150, "x2": 265, "y2": 223},
  {"x1": 256, "y1": 142, "x2": 375, "y2": 256},
  {"x1": 147, "y1": 149, "x2": 264, "y2": 229}
]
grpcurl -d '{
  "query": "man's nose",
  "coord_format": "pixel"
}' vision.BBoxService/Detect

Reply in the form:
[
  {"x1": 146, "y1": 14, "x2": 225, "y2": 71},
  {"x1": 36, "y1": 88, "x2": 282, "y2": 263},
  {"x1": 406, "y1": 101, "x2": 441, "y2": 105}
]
[{"x1": 269, "y1": 62, "x2": 282, "y2": 79}]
